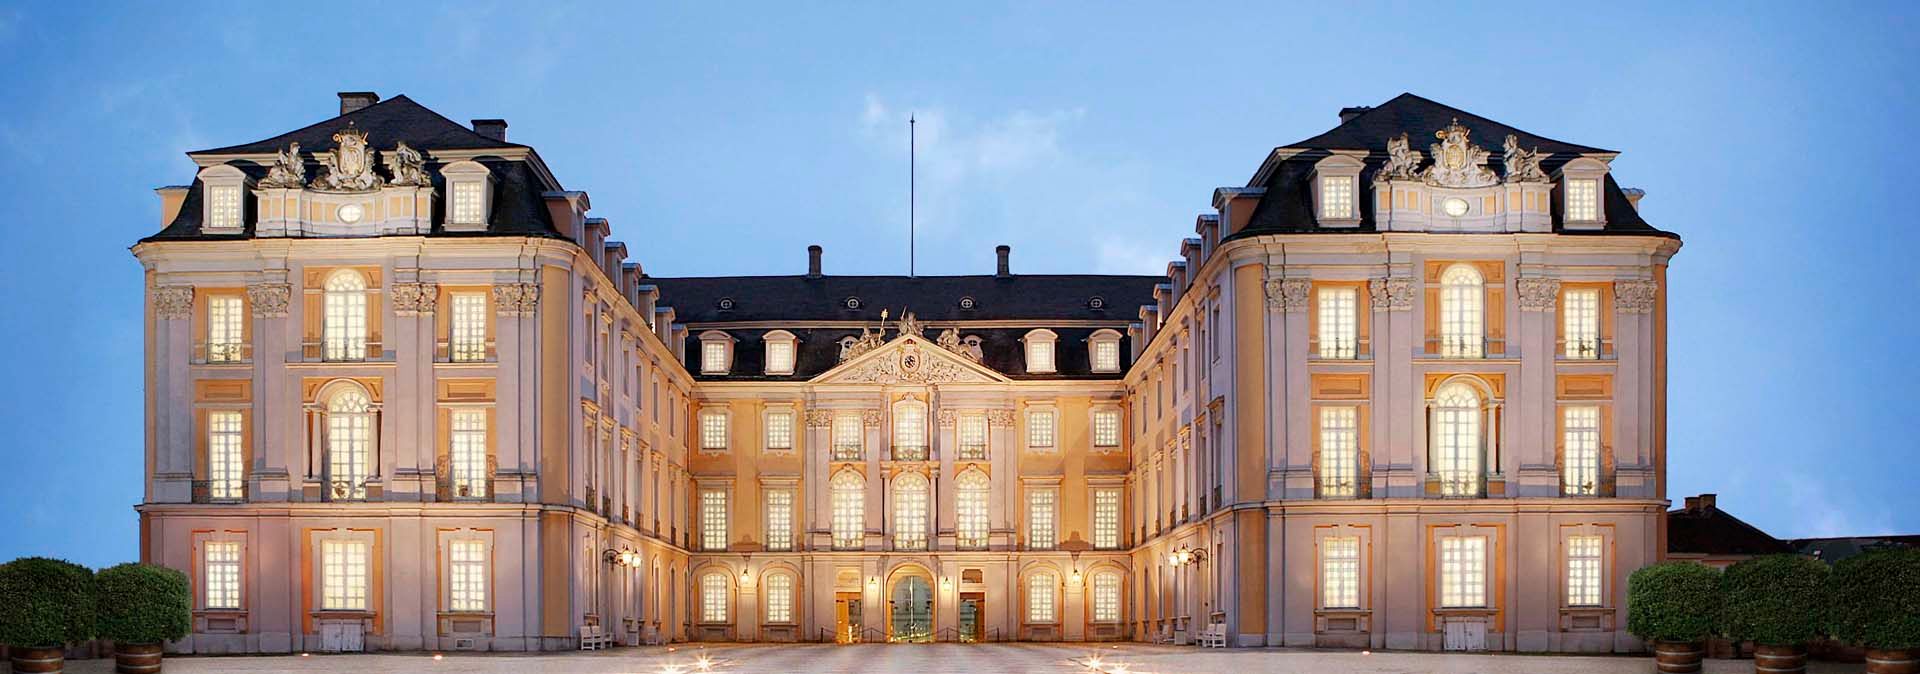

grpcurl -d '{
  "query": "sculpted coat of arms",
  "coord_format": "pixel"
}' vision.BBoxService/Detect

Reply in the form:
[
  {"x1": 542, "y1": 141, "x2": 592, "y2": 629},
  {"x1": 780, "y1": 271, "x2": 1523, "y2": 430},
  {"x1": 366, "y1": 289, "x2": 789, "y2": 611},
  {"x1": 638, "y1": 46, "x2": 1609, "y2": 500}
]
[
  {"x1": 1422, "y1": 119, "x2": 1498, "y2": 188},
  {"x1": 312, "y1": 124, "x2": 381, "y2": 192}
]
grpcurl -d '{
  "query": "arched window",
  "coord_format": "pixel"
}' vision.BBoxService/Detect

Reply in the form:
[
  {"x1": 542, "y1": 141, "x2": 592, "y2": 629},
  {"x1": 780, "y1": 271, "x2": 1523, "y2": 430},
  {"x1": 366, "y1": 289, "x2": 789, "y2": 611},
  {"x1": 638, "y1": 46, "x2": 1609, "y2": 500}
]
[
  {"x1": 323, "y1": 270, "x2": 369, "y2": 361},
  {"x1": 764, "y1": 572, "x2": 794, "y2": 623},
  {"x1": 830, "y1": 470, "x2": 864, "y2": 550},
  {"x1": 699, "y1": 572, "x2": 728, "y2": 623},
  {"x1": 326, "y1": 385, "x2": 373, "y2": 500},
  {"x1": 1439, "y1": 265, "x2": 1483, "y2": 358},
  {"x1": 1433, "y1": 382, "x2": 1482, "y2": 496},
  {"x1": 892, "y1": 472, "x2": 929, "y2": 551},
  {"x1": 1091, "y1": 570, "x2": 1122, "y2": 622},
  {"x1": 955, "y1": 469, "x2": 990, "y2": 549},
  {"x1": 892, "y1": 399, "x2": 927, "y2": 461}
]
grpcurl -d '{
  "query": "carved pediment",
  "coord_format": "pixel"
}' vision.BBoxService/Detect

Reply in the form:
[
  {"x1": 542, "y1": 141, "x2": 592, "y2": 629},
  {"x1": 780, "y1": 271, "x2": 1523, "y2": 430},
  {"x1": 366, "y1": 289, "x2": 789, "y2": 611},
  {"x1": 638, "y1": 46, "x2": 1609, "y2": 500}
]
[
  {"x1": 1423, "y1": 119, "x2": 1498, "y2": 188},
  {"x1": 812, "y1": 334, "x2": 1008, "y2": 385}
]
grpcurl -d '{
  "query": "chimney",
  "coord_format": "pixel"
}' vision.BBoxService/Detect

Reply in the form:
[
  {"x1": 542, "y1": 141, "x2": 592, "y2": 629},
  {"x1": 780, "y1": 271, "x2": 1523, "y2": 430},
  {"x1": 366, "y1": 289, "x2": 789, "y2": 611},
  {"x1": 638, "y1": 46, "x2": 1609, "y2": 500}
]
[
  {"x1": 1683, "y1": 496, "x2": 1700, "y2": 512},
  {"x1": 1338, "y1": 106, "x2": 1371, "y2": 123},
  {"x1": 471, "y1": 118, "x2": 508, "y2": 142},
  {"x1": 338, "y1": 92, "x2": 380, "y2": 116},
  {"x1": 1699, "y1": 493, "x2": 1716, "y2": 511},
  {"x1": 807, "y1": 245, "x2": 823, "y2": 278},
  {"x1": 1623, "y1": 187, "x2": 1647, "y2": 211},
  {"x1": 995, "y1": 245, "x2": 1012, "y2": 278}
]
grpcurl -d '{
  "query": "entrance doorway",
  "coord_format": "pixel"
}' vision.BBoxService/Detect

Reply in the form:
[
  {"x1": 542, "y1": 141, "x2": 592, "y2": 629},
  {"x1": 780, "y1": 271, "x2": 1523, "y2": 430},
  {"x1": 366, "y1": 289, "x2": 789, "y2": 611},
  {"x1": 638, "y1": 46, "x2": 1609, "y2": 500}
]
[
  {"x1": 888, "y1": 576, "x2": 934, "y2": 643},
  {"x1": 835, "y1": 592, "x2": 863, "y2": 643},
  {"x1": 957, "y1": 593, "x2": 984, "y2": 643}
]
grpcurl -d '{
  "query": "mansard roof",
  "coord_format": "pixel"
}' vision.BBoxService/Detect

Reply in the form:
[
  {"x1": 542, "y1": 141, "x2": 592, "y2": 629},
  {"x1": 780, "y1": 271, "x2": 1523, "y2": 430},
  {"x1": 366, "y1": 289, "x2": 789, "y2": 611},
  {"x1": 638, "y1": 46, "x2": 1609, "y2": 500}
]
[
  {"x1": 1279, "y1": 93, "x2": 1612, "y2": 156},
  {"x1": 647, "y1": 274, "x2": 1161, "y2": 324},
  {"x1": 684, "y1": 325, "x2": 1132, "y2": 382},
  {"x1": 190, "y1": 95, "x2": 526, "y2": 156}
]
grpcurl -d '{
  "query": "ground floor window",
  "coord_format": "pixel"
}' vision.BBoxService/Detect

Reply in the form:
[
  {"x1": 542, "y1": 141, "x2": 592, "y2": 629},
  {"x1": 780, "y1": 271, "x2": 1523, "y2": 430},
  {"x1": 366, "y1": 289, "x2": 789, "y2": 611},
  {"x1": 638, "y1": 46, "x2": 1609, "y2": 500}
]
[
  {"x1": 447, "y1": 539, "x2": 486, "y2": 611},
  {"x1": 1091, "y1": 571, "x2": 1120, "y2": 622},
  {"x1": 1566, "y1": 535, "x2": 1603, "y2": 606},
  {"x1": 320, "y1": 540, "x2": 369, "y2": 611},
  {"x1": 1026, "y1": 573, "x2": 1055, "y2": 622},
  {"x1": 1439, "y1": 536, "x2": 1486, "y2": 608},
  {"x1": 765, "y1": 573, "x2": 793, "y2": 623},
  {"x1": 203, "y1": 541, "x2": 241, "y2": 609},
  {"x1": 1321, "y1": 536, "x2": 1360, "y2": 609},
  {"x1": 700, "y1": 572, "x2": 728, "y2": 622}
]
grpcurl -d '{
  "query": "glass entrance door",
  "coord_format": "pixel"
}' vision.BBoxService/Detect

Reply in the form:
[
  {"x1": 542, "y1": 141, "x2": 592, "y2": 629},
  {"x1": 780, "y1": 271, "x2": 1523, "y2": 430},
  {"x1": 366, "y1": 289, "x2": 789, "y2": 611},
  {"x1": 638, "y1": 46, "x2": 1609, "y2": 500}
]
[
  {"x1": 888, "y1": 576, "x2": 933, "y2": 643},
  {"x1": 835, "y1": 593, "x2": 862, "y2": 643},
  {"x1": 957, "y1": 594, "x2": 984, "y2": 643}
]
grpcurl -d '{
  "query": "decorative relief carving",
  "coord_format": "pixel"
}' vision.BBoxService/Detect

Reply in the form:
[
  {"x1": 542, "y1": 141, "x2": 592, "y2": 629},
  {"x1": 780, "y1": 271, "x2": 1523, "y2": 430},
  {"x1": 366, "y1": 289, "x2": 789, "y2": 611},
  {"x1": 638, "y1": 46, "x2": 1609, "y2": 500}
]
[
  {"x1": 1614, "y1": 280, "x2": 1659, "y2": 314},
  {"x1": 1368, "y1": 277, "x2": 1415, "y2": 311},
  {"x1": 247, "y1": 283, "x2": 291, "y2": 318},
  {"x1": 385, "y1": 141, "x2": 430, "y2": 187},
  {"x1": 492, "y1": 283, "x2": 540, "y2": 317},
  {"x1": 152, "y1": 285, "x2": 193, "y2": 320},
  {"x1": 260, "y1": 142, "x2": 306, "y2": 188},
  {"x1": 1264, "y1": 278, "x2": 1312, "y2": 312},
  {"x1": 1376, "y1": 133, "x2": 1424, "y2": 182},
  {"x1": 1501, "y1": 134, "x2": 1550, "y2": 183},
  {"x1": 1515, "y1": 277, "x2": 1561, "y2": 312},
  {"x1": 1423, "y1": 119, "x2": 1499, "y2": 188},
  {"x1": 895, "y1": 311, "x2": 923, "y2": 338},
  {"x1": 935, "y1": 328, "x2": 983, "y2": 362},
  {"x1": 835, "y1": 346, "x2": 990, "y2": 385},
  {"x1": 985, "y1": 409, "x2": 1016, "y2": 427},
  {"x1": 805, "y1": 410, "x2": 834, "y2": 428},
  {"x1": 860, "y1": 409, "x2": 883, "y2": 427},
  {"x1": 312, "y1": 124, "x2": 380, "y2": 192},
  {"x1": 840, "y1": 327, "x2": 885, "y2": 362},
  {"x1": 390, "y1": 282, "x2": 437, "y2": 316},
  {"x1": 937, "y1": 409, "x2": 957, "y2": 428}
]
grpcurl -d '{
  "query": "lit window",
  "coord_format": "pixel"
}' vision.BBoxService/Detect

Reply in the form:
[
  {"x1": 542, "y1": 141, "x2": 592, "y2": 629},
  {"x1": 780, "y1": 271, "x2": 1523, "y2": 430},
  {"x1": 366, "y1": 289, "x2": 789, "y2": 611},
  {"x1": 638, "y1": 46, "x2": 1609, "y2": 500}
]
[
  {"x1": 322, "y1": 270, "x2": 368, "y2": 361},
  {"x1": 955, "y1": 470, "x2": 989, "y2": 549},
  {"x1": 765, "y1": 339, "x2": 794, "y2": 375},
  {"x1": 1319, "y1": 407, "x2": 1358, "y2": 498},
  {"x1": 957, "y1": 414, "x2": 987, "y2": 460},
  {"x1": 1027, "y1": 489, "x2": 1056, "y2": 550},
  {"x1": 1024, "y1": 330, "x2": 1057, "y2": 374},
  {"x1": 893, "y1": 402, "x2": 927, "y2": 461},
  {"x1": 700, "y1": 573, "x2": 728, "y2": 622},
  {"x1": 326, "y1": 387, "x2": 372, "y2": 500},
  {"x1": 1567, "y1": 179, "x2": 1599, "y2": 222},
  {"x1": 700, "y1": 339, "x2": 728, "y2": 374},
  {"x1": 1433, "y1": 384, "x2": 1482, "y2": 497},
  {"x1": 208, "y1": 185, "x2": 242, "y2": 229},
  {"x1": 1567, "y1": 535, "x2": 1603, "y2": 607},
  {"x1": 320, "y1": 539, "x2": 369, "y2": 611},
  {"x1": 832, "y1": 415, "x2": 863, "y2": 461},
  {"x1": 700, "y1": 411, "x2": 728, "y2": 451},
  {"x1": 1027, "y1": 573, "x2": 1056, "y2": 622},
  {"x1": 765, "y1": 411, "x2": 793, "y2": 451},
  {"x1": 451, "y1": 409, "x2": 488, "y2": 498},
  {"x1": 1439, "y1": 536, "x2": 1487, "y2": 608},
  {"x1": 1321, "y1": 176, "x2": 1354, "y2": 220},
  {"x1": 1091, "y1": 335, "x2": 1121, "y2": 373},
  {"x1": 764, "y1": 489, "x2": 793, "y2": 551},
  {"x1": 700, "y1": 490, "x2": 728, "y2": 551},
  {"x1": 1092, "y1": 409, "x2": 1121, "y2": 448},
  {"x1": 1439, "y1": 265, "x2": 1484, "y2": 358},
  {"x1": 765, "y1": 573, "x2": 793, "y2": 623},
  {"x1": 1563, "y1": 406, "x2": 1601, "y2": 496},
  {"x1": 1091, "y1": 571, "x2": 1121, "y2": 622},
  {"x1": 892, "y1": 473, "x2": 929, "y2": 550},
  {"x1": 448, "y1": 540, "x2": 486, "y2": 612},
  {"x1": 1093, "y1": 488, "x2": 1121, "y2": 549},
  {"x1": 450, "y1": 293, "x2": 487, "y2": 362},
  {"x1": 207, "y1": 295, "x2": 245, "y2": 363},
  {"x1": 1317, "y1": 287, "x2": 1358, "y2": 359},
  {"x1": 451, "y1": 181, "x2": 484, "y2": 225},
  {"x1": 207, "y1": 410, "x2": 244, "y2": 500},
  {"x1": 831, "y1": 470, "x2": 864, "y2": 550},
  {"x1": 1564, "y1": 288, "x2": 1600, "y2": 359},
  {"x1": 1027, "y1": 409, "x2": 1055, "y2": 450},
  {"x1": 203, "y1": 541, "x2": 241, "y2": 609},
  {"x1": 1210, "y1": 307, "x2": 1221, "y2": 361},
  {"x1": 1322, "y1": 536, "x2": 1360, "y2": 609}
]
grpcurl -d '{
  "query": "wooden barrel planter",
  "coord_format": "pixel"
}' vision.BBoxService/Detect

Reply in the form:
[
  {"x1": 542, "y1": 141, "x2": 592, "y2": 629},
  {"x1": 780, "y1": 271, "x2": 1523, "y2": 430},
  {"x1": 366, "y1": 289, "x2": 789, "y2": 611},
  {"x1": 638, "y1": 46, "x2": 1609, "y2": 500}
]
[
  {"x1": 115, "y1": 643, "x2": 164, "y2": 674},
  {"x1": 1653, "y1": 640, "x2": 1705, "y2": 673},
  {"x1": 8, "y1": 646, "x2": 66, "y2": 674},
  {"x1": 1868, "y1": 649, "x2": 1920, "y2": 674},
  {"x1": 1754, "y1": 644, "x2": 1808, "y2": 674}
]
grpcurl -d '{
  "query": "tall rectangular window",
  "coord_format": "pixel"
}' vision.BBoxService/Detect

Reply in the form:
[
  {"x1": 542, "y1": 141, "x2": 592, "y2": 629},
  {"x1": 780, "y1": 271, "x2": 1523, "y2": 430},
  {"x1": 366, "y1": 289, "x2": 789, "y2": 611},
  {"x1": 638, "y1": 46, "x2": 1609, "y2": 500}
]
[
  {"x1": 203, "y1": 541, "x2": 241, "y2": 609},
  {"x1": 451, "y1": 181, "x2": 484, "y2": 224},
  {"x1": 956, "y1": 473, "x2": 988, "y2": 549},
  {"x1": 1439, "y1": 536, "x2": 1487, "y2": 608},
  {"x1": 1027, "y1": 573, "x2": 1056, "y2": 622},
  {"x1": 700, "y1": 490, "x2": 728, "y2": 551},
  {"x1": 450, "y1": 409, "x2": 488, "y2": 498},
  {"x1": 1091, "y1": 572, "x2": 1121, "y2": 622},
  {"x1": 701, "y1": 573, "x2": 728, "y2": 622},
  {"x1": 831, "y1": 473, "x2": 864, "y2": 550},
  {"x1": 1567, "y1": 535, "x2": 1604, "y2": 607},
  {"x1": 1027, "y1": 410, "x2": 1055, "y2": 450},
  {"x1": 765, "y1": 340, "x2": 794, "y2": 374},
  {"x1": 1027, "y1": 489, "x2": 1056, "y2": 550},
  {"x1": 1092, "y1": 488, "x2": 1121, "y2": 550},
  {"x1": 957, "y1": 414, "x2": 987, "y2": 460},
  {"x1": 1092, "y1": 340, "x2": 1120, "y2": 372},
  {"x1": 1317, "y1": 287, "x2": 1358, "y2": 359},
  {"x1": 832, "y1": 414, "x2": 863, "y2": 461},
  {"x1": 700, "y1": 341, "x2": 727, "y2": 374},
  {"x1": 1563, "y1": 406, "x2": 1601, "y2": 496},
  {"x1": 1567, "y1": 178, "x2": 1599, "y2": 222},
  {"x1": 764, "y1": 573, "x2": 793, "y2": 623},
  {"x1": 1092, "y1": 409, "x2": 1121, "y2": 448},
  {"x1": 765, "y1": 411, "x2": 793, "y2": 451},
  {"x1": 1321, "y1": 176, "x2": 1354, "y2": 219},
  {"x1": 322, "y1": 274, "x2": 368, "y2": 361},
  {"x1": 207, "y1": 295, "x2": 245, "y2": 362},
  {"x1": 208, "y1": 185, "x2": 241, "y2": 229},
  {"x1": 700, "y1": 411, "x2": 727, "y2": 451},
  {"x1": 893, "y1": 405, "x2": 927, "y2": 460},
  {"x1": 1321, "y1": 536, "x2": 1360, "y2": 609},
  {"x1": 207, "y1": 410, "x2": 244, "y2": 500},
  {"x1": 1319, "y1": 406, "x2": 1358, "y2": 498},
  {"x1": 1564, "y1": 288, "x2": 1600, "y2": 359},
  {"x1": 450, "y1": 293, "x2": 487, "y2": 362},
  {"x1": 764, "y1": 489, "x2": 793, "y2": 551},
  {"x1": 320, "y1": 540, "x2": 369, "y2": 611},
  {"x1": 448, "y1": 540, "x2": 486, "y2": 612},
  {"x1": 892, "y1": 478, "x2": 928, "y2": 551}
]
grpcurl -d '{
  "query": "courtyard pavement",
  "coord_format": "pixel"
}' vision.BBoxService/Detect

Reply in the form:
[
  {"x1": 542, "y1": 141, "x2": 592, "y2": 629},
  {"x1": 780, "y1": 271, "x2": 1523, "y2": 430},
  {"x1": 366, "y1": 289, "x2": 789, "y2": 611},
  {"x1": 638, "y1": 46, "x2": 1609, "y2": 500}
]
[{"x1": 50, "y1": 643, "x2": 1858, "y2": 673}]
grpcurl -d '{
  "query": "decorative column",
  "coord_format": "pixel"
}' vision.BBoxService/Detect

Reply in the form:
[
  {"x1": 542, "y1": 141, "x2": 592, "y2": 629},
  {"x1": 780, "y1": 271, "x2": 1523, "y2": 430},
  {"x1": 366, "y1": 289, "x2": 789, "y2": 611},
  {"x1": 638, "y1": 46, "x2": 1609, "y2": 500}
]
[
  {"x1": 987, "y1": 408, "x2": 1015, "y2": 548},
  {"x1": 391, "y1": 280, "x2": 436, "y2": 501},
  {"x1": 1265, "y1": 273, "x2": 1312, "y2": 500},
  {"x1": 1368, "y1": 276, "x2": 1416, "y2": 496},
  {"x1": 247, "y1": 281, "x2": 293, "y2": 501},
  {"x1": 1613, "y1": 279, "x2": 1659, "y2": 497},
  {"x1": 492, "y1": 281, "x2": 539, "y2": 502},
  {"x1": 151, "y1": 284, "x2": 195, "y2": 503},
  {"x1": 1514, "y1": 276, "x2": 1559, "y2": 496}
]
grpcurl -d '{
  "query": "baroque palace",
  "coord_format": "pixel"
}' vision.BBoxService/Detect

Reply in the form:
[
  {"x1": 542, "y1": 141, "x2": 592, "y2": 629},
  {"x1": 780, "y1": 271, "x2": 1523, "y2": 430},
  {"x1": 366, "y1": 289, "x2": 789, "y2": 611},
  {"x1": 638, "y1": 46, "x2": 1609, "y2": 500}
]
[{"x1": 133, "y1": 91, "x2": 1678, "y2": 655}]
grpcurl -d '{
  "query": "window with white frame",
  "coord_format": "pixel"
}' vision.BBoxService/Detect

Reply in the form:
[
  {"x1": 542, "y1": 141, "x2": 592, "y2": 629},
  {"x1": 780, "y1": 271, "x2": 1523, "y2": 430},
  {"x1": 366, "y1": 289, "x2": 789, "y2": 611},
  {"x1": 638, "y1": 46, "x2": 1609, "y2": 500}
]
[
  {"x1": 1563, "y1": 288, "x2": 1600, "y2": 359},
  {"x1": 892, "y1": 473, "x2": 929, "y2": 550},
  {"x1": 1027, "y1": 574, "x2": 1056, "y2": 622},
  {"x1": 893, "y1": 400, "x2": 927, "y2": 461},
  {"x1": 450, "y1": 408, "x2": 488, "y2": 498},
  {"x1": 320, "y1": 539, "x2": 369, "y2": 611},
  {"x1": 1320, "y1": 536, "x2": 1362, "y2": 609},
  {"x1": 207, "y1": 410, "x2": 244, "y2": 500},
  {"x1": 699, "y1": 411, "x2": 728, "y2": 452},
  {"x1": 700, "y1": 489, "x2": 728, "y2": 551},
  {"x1": 1319, "y1": 406, "x2": 1358, "y2": 498},
  {"x1": 1433, "y1": 383, "x2": 1482, "y2": 497},
  {"x1": 207, "y1": 295, "x2": 245, "y2": 363},
  {"x1": 699, "y1": 334, "x2": 730, "y2": 374},
  {"x1": 764, "y1": 488, "x2": 793, "y2": 551},
  {"x1": 955, "y1": 469, "x2": 989, "y2": 549},
  {"x1": 831, "y1": 470, "x2": 864, "y2": 550},
  {"x1": 322, "y1": 270, "x2": 369, "y2": 361},
  {"x1": 1092, "y1": 488, "x2": 1121, "y2": 549},
  {"x1": 1092, "y1": 409, "x2": 1121, "y2": 448},
  {"x1": 1026, "y1": 408, "x2": 1055, "y2": 450},
  {"x1": 1027, "y1": 488, "x2": 1056, "y2": 550},
  {"x1": 700, "y1": 572, "x2": 728, "y2": 622},
  {"x1": 1317, "y1": 287, "x2": 1358, "y2": 359},
  {"x1": 450, "y1": 292, "x2": 487, "y2": 362},
  {"x1": 1439, "y1": 265, "x2": 1484, "y2": 358},
  {"x1": 765, "y1": 572, "x2": 793, "y2": 623},
  {"x1": 1090, "y1": 331, "x2": 1122, "y2": 373},
  {"x1": 208, "y1": 184, "x2": 243, "y2": 229},
  {"x1": 957, "y1": 413, "x2": 987, "y2": 460},
  {"x1": 1566, "y1": 178, "x2": 1599, "y2": 223},
  {"x1": 447, "y1": 539, "x2": 486, "y2": 612},
  {"x1": 326, "y1": 386, "x2": 372, "y2": 500},
  {"x1": 1563, "y1": 406, "x2": 1601, "y2": 496},
  {"x1": 832, "y1": 414, "x2": 863, "y2": 461},
  {"x1": 451, "y1": 181, "x2": 485, "y2": 225},
  {"x1": 1321, "y1": 176, "x2": 1354, "y2": 220},
  {"x1": 763, "y1": 332, "x2": 796, "y2": 375},
  {"x1": 1439, "y1": 536, "x2": 1487, "y2": 608},
  {"x1": 1024, "y1": 330, "x2": 1057, "y2": 374},
  {"x1": 1091, "y1": 571, "x2": 1121, "y2": 622},
  {"x1": 203, "y1": 541, "x2": 241, "y2": 609},
  {"x1": 1566, "y1": 535, "x2": 1604, "y2": 607},
  {"x1": 765, "y1": 410, "x2": 793, "y2": 452},
  {"x1": 1210, "y1": 307, "x2": 1221, "y2": 361}
]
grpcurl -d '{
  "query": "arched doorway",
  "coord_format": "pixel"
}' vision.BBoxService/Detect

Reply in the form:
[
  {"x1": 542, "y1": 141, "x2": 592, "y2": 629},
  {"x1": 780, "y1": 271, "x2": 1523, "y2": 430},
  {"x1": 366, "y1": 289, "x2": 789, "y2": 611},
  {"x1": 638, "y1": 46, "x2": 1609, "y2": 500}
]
[{"x1": 888, "y1": 574, "x2": 934, "y2": 643}]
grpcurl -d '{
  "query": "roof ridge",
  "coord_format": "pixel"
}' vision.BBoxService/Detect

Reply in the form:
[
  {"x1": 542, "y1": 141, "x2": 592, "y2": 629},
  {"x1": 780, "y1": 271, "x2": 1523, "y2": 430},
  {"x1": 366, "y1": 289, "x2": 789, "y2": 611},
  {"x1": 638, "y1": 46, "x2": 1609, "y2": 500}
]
[{"x1": 188, "y1": 93, "x2": 524, "y2": 155}]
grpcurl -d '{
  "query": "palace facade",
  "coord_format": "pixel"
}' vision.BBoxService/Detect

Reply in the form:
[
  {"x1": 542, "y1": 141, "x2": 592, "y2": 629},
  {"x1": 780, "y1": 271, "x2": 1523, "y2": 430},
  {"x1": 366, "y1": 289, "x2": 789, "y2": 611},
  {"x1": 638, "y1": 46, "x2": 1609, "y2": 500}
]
[{"x1": 133, "y1": 91, "x2": 1679, "y2": 654}]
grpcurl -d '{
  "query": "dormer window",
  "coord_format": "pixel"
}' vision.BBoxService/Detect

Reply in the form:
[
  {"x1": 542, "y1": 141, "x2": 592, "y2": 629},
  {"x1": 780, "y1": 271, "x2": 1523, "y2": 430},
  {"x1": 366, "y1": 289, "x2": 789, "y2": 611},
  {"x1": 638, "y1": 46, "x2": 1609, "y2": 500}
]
[
  {"x1": 1022, "y1": 329, "x2": 1058, "y2": 374},
  {"x1": 1556, "y1": 157, "x2": 1609, "y2": 229},
  {"x1": 1321, "y1": 176, "x2": 1353, "y2": 219},
  {"x1": 762, "y1": 330, "x2": 797, "y2": 375},
  {"x1": 1310, "y1": 154, "x2": 1364, "y2": 227},
  {"x1": 698, "y1": 330, "x2": 732, "y2": 374},
  {"x1": 196, "y1": 165, "x2": 250, "y2": 234},
  {"x1": 1088, "y1": 329, "x2": 1122, "y2": 373},
  {"x1": 1566, "y1": 178, "x2": 1598, "y2": 222},
  {"x1": 441, "y1": 161, "x2": 493, "y2": 232}
]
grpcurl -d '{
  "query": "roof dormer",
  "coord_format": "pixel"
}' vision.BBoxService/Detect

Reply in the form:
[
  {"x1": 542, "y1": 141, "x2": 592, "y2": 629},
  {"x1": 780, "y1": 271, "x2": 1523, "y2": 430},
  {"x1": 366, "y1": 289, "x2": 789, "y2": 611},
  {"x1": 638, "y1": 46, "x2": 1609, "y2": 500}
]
[
  {"x1": 1556, "y1": 156, "x2": 1610, "y2": 230},
  {"x1": 1310, "y1": 154, "x2": 1365, "y2": 228},
  {"x1": 441, "y1": 160, "x2": 493, "y2": 232},
  {"x1": 196, "y1": 164, "x2": 251, "y2": 235}
]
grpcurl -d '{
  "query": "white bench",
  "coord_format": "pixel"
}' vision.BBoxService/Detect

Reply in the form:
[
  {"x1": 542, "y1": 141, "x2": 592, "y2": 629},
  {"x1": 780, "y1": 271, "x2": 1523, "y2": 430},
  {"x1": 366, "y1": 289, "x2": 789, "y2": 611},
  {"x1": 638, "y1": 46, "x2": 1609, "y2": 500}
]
[
  {"x1": 1197, "y1": 623, "x2": 1227, "y2": 648},
  {"x1": 578, "y1": 624, "x2": 614, "y2": 650}
]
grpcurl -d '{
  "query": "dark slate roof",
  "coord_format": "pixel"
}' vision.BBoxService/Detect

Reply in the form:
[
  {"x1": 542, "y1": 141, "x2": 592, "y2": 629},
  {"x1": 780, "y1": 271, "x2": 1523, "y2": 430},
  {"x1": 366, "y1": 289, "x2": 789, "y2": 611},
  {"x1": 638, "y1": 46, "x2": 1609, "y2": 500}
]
[
  {"x1": 1667, "y1": 503, "x2": 1794, "y2": 557},
  {"x1": 647, "y1": 274, "x2": 1161, "y2": 324},
  {"x1": 1232, "y1": 93, "x2": 1675, "y2": 241},
  {"x1": 1788, "y1": 536, "x2": 1920, "y2": 563},
  {"x1": 689, "y1": 326, "x2": 1133, "y2": 382},
  {"x1": 191, "y1": 95, "x2": 526, "y2": 155}
]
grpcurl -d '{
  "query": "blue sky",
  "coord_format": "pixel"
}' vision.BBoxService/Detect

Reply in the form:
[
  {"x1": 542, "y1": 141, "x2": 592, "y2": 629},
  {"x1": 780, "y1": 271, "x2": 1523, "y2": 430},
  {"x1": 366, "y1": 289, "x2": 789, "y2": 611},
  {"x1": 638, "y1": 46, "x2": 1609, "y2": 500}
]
[{"x1": 0, "y1": 2, "x2": 1914, "y2": 568}]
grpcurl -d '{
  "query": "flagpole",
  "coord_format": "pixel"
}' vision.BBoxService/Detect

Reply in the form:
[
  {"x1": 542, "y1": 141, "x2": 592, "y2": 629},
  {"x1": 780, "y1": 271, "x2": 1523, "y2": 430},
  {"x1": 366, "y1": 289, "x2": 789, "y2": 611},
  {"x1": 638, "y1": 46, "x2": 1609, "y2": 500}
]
[{"x1": 909, "y1": 114, "x2": 916, "y2": 278}]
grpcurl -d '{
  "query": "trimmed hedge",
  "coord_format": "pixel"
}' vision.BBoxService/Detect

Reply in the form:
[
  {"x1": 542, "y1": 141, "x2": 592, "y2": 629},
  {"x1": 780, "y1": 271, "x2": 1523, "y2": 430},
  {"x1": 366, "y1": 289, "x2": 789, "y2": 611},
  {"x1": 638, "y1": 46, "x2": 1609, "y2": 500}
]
[
  {"x1": 1827, "y1": 548, "x2": 1920, "y2": 650},
  {"x1": 95, "y1": 563, "x2": 191, "y2": 645},
  {"x1": 0, "y1": 557, "x2": 98, "y2": 648},
  {"x1": 1720, "y1": 554, "x2": 1829, "y2": 646},
  {"x1": 1628, "y1": 561, "x2": 1722, "y2": 643}
]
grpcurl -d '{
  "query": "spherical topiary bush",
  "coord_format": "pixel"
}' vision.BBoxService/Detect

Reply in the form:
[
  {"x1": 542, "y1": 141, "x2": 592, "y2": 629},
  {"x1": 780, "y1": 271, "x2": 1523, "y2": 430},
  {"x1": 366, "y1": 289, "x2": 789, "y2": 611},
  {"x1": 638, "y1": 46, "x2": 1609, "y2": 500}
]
[
  {"x1": 1720, "y1": 553, "x2": 1829, "y2": 646},
  {"x1": 1827, "y1": 548, "x2": 1920, "y2": 650},
  {"x1": 95, "y1": 563, "x2": 191, "y2": 646},
  {"x1": 1628, "y1": 561, "x2": 1723, "y2": 643},
  {"x1": 0, "y1": 556, "x2": 98, "y2": 648}
]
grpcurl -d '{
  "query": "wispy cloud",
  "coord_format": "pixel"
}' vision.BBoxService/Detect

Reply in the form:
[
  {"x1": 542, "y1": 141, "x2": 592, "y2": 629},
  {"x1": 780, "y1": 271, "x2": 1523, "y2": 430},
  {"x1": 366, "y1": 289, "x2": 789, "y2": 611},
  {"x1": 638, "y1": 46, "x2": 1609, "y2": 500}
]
[{"x1": 1784, "y1": 479, "x2": 1895, "y2": 538}]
